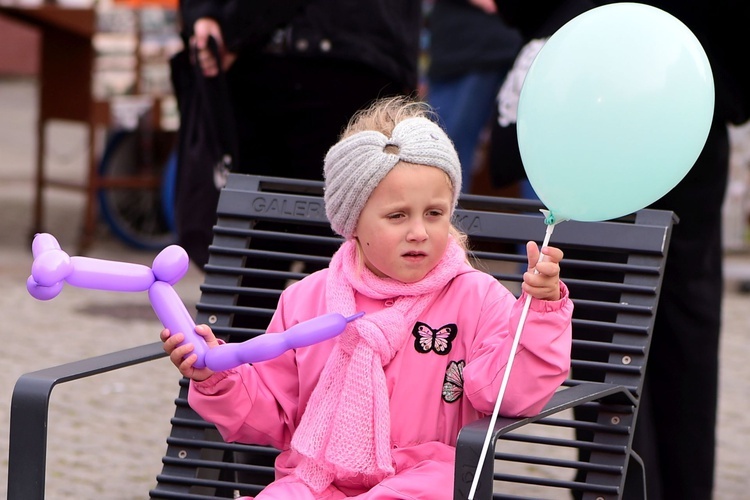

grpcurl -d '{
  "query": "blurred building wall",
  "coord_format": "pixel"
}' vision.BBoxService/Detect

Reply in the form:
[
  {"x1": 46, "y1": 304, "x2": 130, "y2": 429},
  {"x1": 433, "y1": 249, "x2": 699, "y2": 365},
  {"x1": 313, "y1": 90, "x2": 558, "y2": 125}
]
[{"x1": 0, "y1": 14, "x2": 39, "y2": 76}]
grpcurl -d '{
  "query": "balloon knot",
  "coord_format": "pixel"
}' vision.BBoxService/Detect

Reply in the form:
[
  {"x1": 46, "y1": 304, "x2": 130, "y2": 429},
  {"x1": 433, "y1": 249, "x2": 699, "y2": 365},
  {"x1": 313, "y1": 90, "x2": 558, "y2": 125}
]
[{"x1": 540, "y1": 209, "x2": 555, "y2": 225}]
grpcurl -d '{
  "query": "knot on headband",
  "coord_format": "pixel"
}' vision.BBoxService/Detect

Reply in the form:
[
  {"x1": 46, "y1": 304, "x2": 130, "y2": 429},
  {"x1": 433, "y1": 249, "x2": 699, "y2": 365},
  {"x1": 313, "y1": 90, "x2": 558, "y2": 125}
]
[{"x1": 323, "y1": 117, "x2": 461, "y2": 239}]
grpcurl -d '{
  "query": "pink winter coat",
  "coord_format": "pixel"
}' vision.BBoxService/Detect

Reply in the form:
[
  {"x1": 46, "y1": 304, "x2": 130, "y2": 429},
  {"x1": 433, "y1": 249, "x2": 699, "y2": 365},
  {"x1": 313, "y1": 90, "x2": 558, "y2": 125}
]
[{"x1": 189, "y1": 267, "x2": 573, "y2": 495}]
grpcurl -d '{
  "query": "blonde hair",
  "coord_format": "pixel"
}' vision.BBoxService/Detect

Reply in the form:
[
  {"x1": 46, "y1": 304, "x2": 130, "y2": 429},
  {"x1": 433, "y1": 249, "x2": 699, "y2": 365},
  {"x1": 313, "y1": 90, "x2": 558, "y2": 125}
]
[{"x1": 340, "y1": 96, "x2": 436, "y2": 141}]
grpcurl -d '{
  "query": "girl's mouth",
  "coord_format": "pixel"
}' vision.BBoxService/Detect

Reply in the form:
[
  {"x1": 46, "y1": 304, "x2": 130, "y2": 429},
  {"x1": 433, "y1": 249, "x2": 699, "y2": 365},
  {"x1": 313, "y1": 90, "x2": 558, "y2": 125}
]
[{"x1": 403, "y1": 251, "x2": 426, "y2": 260}]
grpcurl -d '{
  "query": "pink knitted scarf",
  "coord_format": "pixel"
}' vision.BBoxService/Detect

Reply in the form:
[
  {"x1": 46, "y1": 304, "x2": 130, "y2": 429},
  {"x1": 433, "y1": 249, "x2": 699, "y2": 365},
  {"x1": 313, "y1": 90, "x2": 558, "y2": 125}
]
[{"x1": 291, "y1": 237, "x2": 470, "y2": 492}]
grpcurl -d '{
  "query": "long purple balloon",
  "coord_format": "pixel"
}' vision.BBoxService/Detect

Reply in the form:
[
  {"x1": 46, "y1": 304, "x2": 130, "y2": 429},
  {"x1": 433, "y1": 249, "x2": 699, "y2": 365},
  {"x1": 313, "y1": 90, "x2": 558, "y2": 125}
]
[
  {"x1": 28, "y1": 233, "x2": 361, "y2": 371},
  {"x1": 203, "y1": 312, "x2": 364, "y2": 372},
  {"x1": 149, "y1": 280, "x2": 209, "y2": 368},
  {"x1": 151, "y1": 280, "x2": 361, "y2": 370},
  {"x1": 66, "y1": 257, "x2": 154, "y2": 292}
]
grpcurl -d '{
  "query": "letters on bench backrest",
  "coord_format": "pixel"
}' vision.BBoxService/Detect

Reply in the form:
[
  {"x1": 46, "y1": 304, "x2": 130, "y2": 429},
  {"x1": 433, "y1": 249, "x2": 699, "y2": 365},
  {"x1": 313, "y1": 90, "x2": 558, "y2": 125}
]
[{"x1": 150, "y1": 174, "x2": 674, "y2": 500}]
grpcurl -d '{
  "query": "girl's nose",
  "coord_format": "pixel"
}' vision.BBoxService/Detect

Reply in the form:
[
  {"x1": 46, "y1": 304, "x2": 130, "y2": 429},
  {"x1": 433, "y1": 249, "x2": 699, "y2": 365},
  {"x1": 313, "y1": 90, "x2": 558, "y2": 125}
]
[{"x1": 407, "y1": 220, "x2": 428, "y2": 241}]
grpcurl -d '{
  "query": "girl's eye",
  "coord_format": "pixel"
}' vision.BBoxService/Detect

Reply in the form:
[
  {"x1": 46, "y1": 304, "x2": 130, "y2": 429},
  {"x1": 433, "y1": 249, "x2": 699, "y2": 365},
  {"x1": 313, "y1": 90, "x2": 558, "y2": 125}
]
[
  {"x1": 427, "y1": 210, "x2": 444, "y2": 217},
  {"x1": 387, "y1": 213, "x2": 405, "y2": 220}
]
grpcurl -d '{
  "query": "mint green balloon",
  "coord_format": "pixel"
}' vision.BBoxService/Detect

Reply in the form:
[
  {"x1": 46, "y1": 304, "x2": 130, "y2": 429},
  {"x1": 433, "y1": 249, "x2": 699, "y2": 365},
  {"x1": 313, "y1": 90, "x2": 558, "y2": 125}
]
[{"x1": 517, "y1": 2, "x2": 714, "y2": 223}]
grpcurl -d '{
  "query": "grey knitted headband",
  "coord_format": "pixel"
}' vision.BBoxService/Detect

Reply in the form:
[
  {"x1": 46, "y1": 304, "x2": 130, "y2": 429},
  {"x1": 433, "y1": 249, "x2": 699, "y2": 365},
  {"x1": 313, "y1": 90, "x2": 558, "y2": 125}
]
[{"x1": 323, "y1": 117, "x2": 462, "y2": 239}]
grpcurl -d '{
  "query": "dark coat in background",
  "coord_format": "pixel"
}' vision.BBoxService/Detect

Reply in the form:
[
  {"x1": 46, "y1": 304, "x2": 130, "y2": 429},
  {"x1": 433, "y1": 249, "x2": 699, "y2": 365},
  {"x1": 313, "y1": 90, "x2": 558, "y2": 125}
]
[{"x1": 172, "y1": 0, "x2": 423, "y2": 268}]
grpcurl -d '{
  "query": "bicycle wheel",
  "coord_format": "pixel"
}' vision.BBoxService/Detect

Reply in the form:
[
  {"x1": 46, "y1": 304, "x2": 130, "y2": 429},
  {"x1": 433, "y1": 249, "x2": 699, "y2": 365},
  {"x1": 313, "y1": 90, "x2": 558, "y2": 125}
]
[{"x1": 98, "y1": 129, "x2": 177, "y2": 250}]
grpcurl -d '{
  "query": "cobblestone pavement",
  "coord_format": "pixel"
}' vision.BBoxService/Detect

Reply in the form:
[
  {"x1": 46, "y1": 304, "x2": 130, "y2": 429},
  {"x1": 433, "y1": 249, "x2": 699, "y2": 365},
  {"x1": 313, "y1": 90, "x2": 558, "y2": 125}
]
[{"x1": 1, "y1": 78, "x2": 749, "y2": 499}]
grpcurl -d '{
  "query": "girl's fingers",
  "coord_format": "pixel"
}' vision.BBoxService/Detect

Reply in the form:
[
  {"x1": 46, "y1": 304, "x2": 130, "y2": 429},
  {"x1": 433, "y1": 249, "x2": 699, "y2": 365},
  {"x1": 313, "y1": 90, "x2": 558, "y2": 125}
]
[
  {"x1": 162, "y1": 332, "x2": 184, "y2": 351},
  {"x1": 534, "y1": 260, "x2": 560, "y2": 278},
  {"x1": 527, "y1": 242, "x2": 564, "y2": 267},
  {"x1": 525, "y1": 272, "x2": 556, "y2": 289},
  {"x1": 162, "y1": 325, "x2": 217, "y2": 379},
  {"x1": 522, "y1": 244, "x2": 563, "y2": 301},
  {"x1": 541, "y1": 245, "x2": 564, "y2": 263},
  {"x1": 195, "y1": 324, "x2": 219, "y2": 346},
  {"x1": 178, "y1": 353, "x2": 198, "y2": 374},
  {"x1": 168, "y1": 341, "x2": 195, "y2": 368},
  {"x1": 159, "y1": 328, "x2": 172, "y2": 342},
  {"x1": 526, "y1": 245, "x2": 563, "y2": 277},
  {"x1": 526, "y1": 241, "x2": 540, "y2": 271}
]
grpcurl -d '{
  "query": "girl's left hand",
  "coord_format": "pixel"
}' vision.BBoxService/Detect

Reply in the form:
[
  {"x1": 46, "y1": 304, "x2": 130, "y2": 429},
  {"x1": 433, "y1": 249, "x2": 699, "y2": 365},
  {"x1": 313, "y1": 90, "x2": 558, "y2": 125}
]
[
  {"x1": 161, "y1": 324, "x2": 219, "y2": 382},
  {"x1": 522, "y1": 241, "x2": 563, "y2": 301}
]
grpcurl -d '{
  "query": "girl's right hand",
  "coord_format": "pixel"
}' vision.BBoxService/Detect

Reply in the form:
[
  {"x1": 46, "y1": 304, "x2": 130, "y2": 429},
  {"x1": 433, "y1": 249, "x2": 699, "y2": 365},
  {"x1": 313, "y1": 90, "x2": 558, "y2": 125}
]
[{"x1": 161, "y1": 324, "x2": 219, "y2": 382}]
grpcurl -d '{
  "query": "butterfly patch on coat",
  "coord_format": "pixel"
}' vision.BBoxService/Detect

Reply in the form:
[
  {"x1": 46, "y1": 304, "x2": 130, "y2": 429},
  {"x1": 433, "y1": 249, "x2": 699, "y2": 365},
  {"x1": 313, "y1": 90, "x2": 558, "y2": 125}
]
[
  {"x1": 412, "y1": 322, "x2": 457, "y2": 355},
  {"x1": 442, "y1": 360, "x2": 465, "y2": 403}
]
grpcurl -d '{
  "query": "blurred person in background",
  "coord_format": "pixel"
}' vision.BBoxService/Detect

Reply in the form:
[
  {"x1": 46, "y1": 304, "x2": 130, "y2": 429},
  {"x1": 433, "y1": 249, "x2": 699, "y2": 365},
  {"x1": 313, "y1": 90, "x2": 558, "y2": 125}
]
[
  {"x1": 490, "y1": 1, "x2": 750, "y2": 498},
  {"x1": 425, "y1": 0, "x2": 521, "y2": 192},
  {"x1": 173, "y1": 0, "x2": 423, "y2": 267}
]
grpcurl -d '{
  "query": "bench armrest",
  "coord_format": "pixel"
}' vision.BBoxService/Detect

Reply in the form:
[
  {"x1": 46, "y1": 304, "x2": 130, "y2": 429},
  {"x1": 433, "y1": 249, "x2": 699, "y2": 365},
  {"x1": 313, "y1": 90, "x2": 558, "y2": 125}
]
[
  {"x1": 7, "y1": 342, "x2": 166, "y2": 500},
  {"x1": 453, "y1": 382, "x2": 636, "y2": 500}
]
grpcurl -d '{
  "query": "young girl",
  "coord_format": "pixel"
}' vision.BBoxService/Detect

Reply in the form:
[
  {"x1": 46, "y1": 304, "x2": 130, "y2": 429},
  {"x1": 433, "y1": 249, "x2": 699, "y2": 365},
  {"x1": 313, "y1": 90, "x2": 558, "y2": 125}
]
[{"x1": 161, "y1": 96, "x2": 573, "y2": 499}]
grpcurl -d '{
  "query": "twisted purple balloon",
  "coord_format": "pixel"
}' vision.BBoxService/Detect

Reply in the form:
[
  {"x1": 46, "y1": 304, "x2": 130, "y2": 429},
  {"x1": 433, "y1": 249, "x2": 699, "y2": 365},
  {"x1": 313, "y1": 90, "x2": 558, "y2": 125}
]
[{"x1": 27, "y1": 233, "x2": 359, "y2": 370}]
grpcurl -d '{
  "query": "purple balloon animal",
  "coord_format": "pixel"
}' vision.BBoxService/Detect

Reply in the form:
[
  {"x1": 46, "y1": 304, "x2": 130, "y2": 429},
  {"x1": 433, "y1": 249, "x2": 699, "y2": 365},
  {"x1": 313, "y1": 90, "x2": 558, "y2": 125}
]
[{"x1": 27, "y1": 233, "x2": 361, "y2": 370}]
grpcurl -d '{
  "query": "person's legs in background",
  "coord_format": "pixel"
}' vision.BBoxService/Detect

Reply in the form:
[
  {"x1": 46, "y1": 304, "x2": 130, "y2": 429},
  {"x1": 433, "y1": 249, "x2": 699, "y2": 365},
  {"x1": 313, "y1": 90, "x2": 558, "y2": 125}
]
[
  {"x1": 427, "y1": 69, "x2": 505, "y2": 191},
  {"x1": 632, "y1": 119, "x2": 728, "y2": 500}
]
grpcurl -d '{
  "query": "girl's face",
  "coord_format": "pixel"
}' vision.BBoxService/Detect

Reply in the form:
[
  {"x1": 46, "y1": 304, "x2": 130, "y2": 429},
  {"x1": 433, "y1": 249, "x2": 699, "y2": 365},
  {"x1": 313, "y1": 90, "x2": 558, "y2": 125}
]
[{"x1": 353, "y1": 162, "x2": 453, "y2": 283}]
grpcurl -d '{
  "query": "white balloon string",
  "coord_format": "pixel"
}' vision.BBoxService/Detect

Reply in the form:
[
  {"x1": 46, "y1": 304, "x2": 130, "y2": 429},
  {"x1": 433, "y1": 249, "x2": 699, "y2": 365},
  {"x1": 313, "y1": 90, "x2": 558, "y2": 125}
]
[{"x1": 467, "y1": 221, "x2": 556, "y2": 500}]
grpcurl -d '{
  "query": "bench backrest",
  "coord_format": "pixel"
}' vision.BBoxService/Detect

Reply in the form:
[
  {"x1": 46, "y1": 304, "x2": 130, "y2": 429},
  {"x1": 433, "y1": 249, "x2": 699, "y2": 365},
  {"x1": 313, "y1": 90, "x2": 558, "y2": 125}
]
[{"x1": 149, "y1": 174, "x2": 674, "y2": 499}]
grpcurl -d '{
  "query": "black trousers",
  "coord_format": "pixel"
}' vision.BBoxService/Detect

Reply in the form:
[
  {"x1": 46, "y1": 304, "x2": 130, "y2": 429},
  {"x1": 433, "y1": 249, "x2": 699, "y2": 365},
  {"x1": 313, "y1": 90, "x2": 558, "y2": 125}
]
[
  {"x1": 228, "y1": 55, "x2": 410, "y2": 180},
  {"x1": 569, "y1": 120, "x2": 728, "y2": 500},
  {"x1": 632, "y1": 119, "x2": 728, "y2": 500}
]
